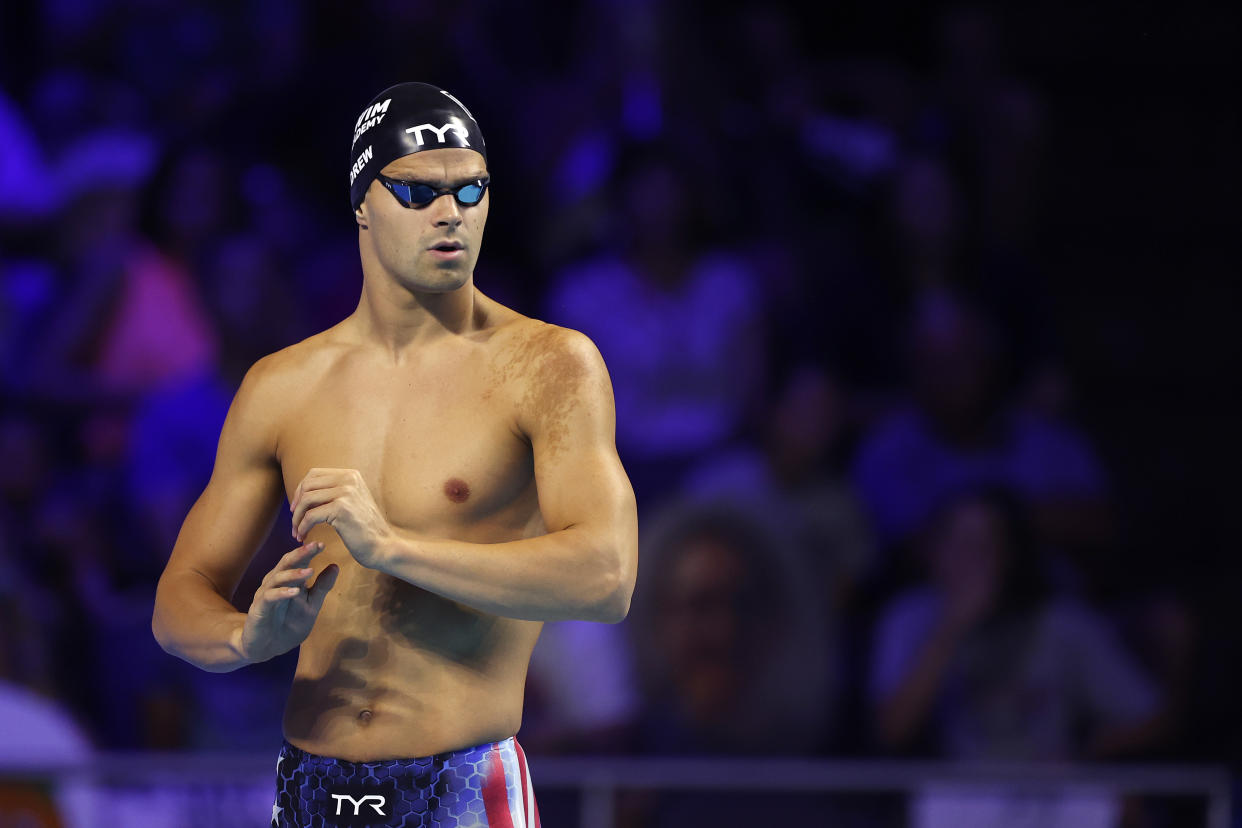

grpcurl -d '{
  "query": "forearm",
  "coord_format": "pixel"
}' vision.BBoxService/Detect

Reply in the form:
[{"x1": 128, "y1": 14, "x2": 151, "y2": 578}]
[
  {"x1": 376, "y1": 525, "x2": 632, "y2": 623},
  {"x1": 152, "y1": 571, "x2": 252, "y2": 672}
]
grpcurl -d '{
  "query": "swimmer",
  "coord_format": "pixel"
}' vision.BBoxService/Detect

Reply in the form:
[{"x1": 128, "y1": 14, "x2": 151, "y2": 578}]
[{"x1": 152, "y1": 82, "x2": 638, "y2": 826}]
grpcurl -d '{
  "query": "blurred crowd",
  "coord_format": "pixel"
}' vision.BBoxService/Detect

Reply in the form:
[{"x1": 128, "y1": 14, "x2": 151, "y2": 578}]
[{"x1": 0, "y1": 0, "x2": 1230, "y2": 799}]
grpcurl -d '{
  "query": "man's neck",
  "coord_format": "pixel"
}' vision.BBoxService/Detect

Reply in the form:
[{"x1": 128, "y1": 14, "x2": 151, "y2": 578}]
[{"x1": 349, "y1": 274, "x2": 478, "y2": 360}]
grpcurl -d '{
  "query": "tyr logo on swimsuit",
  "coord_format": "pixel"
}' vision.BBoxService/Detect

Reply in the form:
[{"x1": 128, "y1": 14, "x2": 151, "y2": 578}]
[
  {"x1": 325, "y1": 781, "x2": 398, "y2": 826},
  {"x1": 333, "y1": 793, "x2": 386, "y2": 816}
]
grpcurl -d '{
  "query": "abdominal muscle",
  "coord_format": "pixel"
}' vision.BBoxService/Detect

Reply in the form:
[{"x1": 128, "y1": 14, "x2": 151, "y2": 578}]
[{"x1": 280, "y1": 542, "x2": 543, "y2": 761}]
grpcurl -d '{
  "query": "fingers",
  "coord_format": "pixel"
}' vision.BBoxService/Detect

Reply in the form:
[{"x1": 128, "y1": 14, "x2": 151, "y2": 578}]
[
  {"x1": 277, "y1": 541, "x2": 324, "y2": 571},
  {"x1": 258, "y1": 543, "x2": 323, "y2": 601},
  {"x1": 255, "y1": 562, "x2": 338, "y2": 618},
  {"x1": 268, "y1": 567, "x2": 316, "y2": 590},
  {"x1": 252, "y1": 583, "x2": 304, "y2": 620},
  {"x1": 291, "y1": 487, "x2": 343, "y2": 542},
  {"x1": 263, "y1": 585, "x2": 303, "y2": 602},
  {"x1": 295, "y1": 500, "x2": 342, "y2": 544},
  {"x1": 254, "y1": 556, "x2": 332, "y2": 612},
  {"x1": 290, "y1": 469, "x2": 359, "y2": 516}
]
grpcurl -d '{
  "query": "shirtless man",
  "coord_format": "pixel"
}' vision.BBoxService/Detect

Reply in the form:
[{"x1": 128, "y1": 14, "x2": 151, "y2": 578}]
[{"x1": 152, "y1": 82, "x2": 638, "y2": 827}]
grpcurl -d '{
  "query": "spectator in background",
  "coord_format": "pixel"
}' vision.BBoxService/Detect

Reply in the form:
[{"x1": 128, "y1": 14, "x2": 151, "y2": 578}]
[
  {"x1": 124, "y1": 227, "x2": 308, "y2": 751},
  {"x1": 629, "y1": 500, "x2": 830, "y2": 756},
  {"x1": 684, "y1": 363, "x2": 875, "y2": 624},
  {"x1": 868, "y1": 485, "x2": 1168, "y2": 760},
  {"x1": 852, "y1": 290, "x2": 1115, "y2": 586},
  {"x1": 32, "y1": 472, "x2": 184, "y2": 749},
  {"x1": 24, "y1": 131, "x2": 220, "y2": 475},
  {"x1": 544, "y1": 146, "x2": 765, "y2": 506},
  {"x1": 0, "y1": 452, "x2": 96, "y2": 823},
  {"x1": 625, "y1": 499, "x2": 835, "y2": 826},
  {"x1": 32, "y1": 131, "x2": 217, "y2": 398},
  {"x1": 682, "y1": 364, "x2": 878, "y2": 752},
  {"x1": 0, "y1": 671, "x2": 94, "y2": 828},
  {"x1": 521, "y1": 618, "x2": 640, "y2": 755},
  {"x1": 125, "y1": 229, "x2": 298, "y2": 559}
]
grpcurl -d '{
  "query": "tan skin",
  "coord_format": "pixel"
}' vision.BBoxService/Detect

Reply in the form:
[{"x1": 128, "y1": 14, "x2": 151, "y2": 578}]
[{"x1": 152, "y1": 148, "x2": 638, "y2": 761}]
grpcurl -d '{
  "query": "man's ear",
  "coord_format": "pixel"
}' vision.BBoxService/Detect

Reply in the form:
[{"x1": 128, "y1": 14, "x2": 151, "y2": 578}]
[{"x1": 355, "y1": 200, "x2": 369, "y2": 230}]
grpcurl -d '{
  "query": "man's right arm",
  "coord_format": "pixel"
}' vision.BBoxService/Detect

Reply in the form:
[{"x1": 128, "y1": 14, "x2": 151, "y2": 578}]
[{"x1": 152, "y1": 356, "x2": 287, "y2": 672}]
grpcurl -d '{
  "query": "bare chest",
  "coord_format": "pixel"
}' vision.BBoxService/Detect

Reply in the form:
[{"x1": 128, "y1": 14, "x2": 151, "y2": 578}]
[{"x1": 277, "y1": 354, "x2": 535, "y2": 537}]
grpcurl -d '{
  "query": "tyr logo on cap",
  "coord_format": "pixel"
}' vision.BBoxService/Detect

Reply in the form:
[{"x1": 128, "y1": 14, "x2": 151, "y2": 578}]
[{"x1": 406, "y1": 123, "x2": 470, "y2": 147}]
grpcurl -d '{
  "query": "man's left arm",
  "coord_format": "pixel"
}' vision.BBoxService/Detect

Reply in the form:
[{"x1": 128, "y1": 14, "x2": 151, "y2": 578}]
[{"x1": 289, "y1": 328, "x2": 638, "y2": 622}]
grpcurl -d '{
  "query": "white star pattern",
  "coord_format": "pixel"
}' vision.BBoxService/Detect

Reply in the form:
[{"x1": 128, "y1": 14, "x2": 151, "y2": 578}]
[{"x1": 272, "y1": 754, "x2": 284, "y2": 825}]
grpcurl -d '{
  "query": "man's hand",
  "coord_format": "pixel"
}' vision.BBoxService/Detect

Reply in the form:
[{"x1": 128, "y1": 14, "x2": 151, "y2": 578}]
[
  {"x1": 238, "y1": 542, "x2": 339, "y2": 664},
  {"x1": 290, "y1": 468, "x2": 393, "y2": 568}
]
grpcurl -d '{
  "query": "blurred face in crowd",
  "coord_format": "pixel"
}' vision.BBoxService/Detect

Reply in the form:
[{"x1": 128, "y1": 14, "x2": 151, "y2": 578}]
[
  {"x1": 911, "y1": 300, "x2": 998, "y2": 437},
  {"x1": 355, "y1": 148, "x2": 489, "y2": 294},
  {"x1": 928, "y1": 496, "x2": 1008, "y2": 600},
  {"x1": 660, "y1": 534, "x2": 751, "y2": 721},
  {"x1": 768, "y1": 366, "x2": 842, "y2": 483}
]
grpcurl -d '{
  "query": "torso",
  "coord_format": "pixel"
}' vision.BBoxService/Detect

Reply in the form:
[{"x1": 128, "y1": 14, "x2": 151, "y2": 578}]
[{"x1": 268, "y1": 297, "x2": 549, "y2": 760}]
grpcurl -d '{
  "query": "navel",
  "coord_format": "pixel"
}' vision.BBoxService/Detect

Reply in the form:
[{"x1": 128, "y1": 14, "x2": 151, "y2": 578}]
[
  {"x1": 357, "y1": 708, "x2": 373, "y2": 725},
  {"x1": 443, "y1": 477, "x2": 471, "y2": 504}
]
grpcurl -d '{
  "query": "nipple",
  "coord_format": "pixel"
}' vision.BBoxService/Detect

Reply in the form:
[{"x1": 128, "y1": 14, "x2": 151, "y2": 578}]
[{"x1": 443, "y1": 478, "x2": 471, "y2": 504}]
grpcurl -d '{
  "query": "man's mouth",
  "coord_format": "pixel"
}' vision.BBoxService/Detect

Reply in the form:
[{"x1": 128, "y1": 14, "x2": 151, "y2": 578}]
[{"x1": 428, "y1": 240, "x2": 465, "y2": 259}]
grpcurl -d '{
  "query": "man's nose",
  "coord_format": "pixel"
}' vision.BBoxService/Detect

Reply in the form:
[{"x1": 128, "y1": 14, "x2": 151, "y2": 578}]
[{"x1": 430, "y1": 194, "x2": 463, "y2": 227}]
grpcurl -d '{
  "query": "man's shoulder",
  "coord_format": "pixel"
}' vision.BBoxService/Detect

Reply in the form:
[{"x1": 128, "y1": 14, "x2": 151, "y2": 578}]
[
  {"x1": 236, "y1": 326, "x2": 349, "y2": 401},
  {"x1": 489, "y1": 318, "x2": 610, "y2": 415},
  {"x1": 492, "y1": 315, "x2": 603, "y2": 366}
]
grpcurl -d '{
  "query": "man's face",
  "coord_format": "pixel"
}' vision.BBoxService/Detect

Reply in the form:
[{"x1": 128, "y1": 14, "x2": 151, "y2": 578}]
[{"x1": 356, "y1": 148, "x2": 489, "y2": 293}]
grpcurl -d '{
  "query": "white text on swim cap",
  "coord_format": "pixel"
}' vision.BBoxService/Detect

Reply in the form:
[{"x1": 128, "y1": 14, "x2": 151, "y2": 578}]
[
  {"x1": 353, "y1": 99, "x2": 392, "y2": 148},
  {"x1": 349, "y1": 145, "x2": 373, "y2": 185},
  {"x1": 406, "y1": 123, "x2": 470, "y2": 148}
]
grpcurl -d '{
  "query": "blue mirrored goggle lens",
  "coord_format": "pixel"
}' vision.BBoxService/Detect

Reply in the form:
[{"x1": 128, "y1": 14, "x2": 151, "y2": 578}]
[
  {"x1": 456, "y1": 183, "x2": 484, "y2": 204},
  {"x1": 391, "y1": 182, "x2": 434, "y2": 205}
]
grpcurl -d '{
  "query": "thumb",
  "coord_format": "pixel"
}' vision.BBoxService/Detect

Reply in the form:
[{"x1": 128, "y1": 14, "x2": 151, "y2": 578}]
[{"x1": 307, "y1": 563, "x2": 340, "y2": 612}]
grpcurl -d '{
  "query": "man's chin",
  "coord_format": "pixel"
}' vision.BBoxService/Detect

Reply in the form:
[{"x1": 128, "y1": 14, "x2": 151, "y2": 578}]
[{"x1": 402, "y1": 270, "x2": 470, "y2": 294}]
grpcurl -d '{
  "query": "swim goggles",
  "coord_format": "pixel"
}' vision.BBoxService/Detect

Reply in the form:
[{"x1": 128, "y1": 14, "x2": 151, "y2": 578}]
[{"x1": 376, "y1": 174, "x2": 490, "y2": 209}]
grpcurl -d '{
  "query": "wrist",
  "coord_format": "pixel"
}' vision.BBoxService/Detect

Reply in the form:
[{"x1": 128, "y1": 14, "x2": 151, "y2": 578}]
[
  {"x1": 369, "y1": 526, "x2": 402, "y2": 574},
  {"x1": 372, "y1": 525, "x2": 422, "y2": 578},
  {"x1": 228, "y1": 615, "x2": 255, "y2": 666}
]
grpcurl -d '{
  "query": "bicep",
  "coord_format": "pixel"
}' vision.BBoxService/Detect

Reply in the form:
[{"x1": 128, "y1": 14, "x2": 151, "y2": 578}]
[
  {"x1": 161, "y1": 359, "x2": 286, "y2": 599},
  {"x1": 523, "y1": 331, "x2": 636, "y2": 552}
]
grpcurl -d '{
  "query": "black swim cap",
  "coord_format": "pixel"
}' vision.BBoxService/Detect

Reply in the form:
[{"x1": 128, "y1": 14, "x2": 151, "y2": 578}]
[{"x1": 348, "y1": 82, "x2": 487, "y2": 212}]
